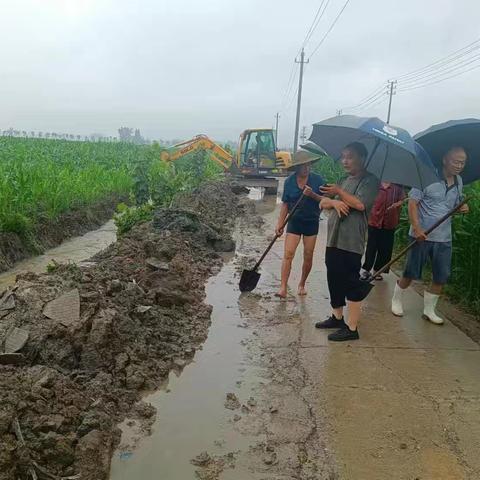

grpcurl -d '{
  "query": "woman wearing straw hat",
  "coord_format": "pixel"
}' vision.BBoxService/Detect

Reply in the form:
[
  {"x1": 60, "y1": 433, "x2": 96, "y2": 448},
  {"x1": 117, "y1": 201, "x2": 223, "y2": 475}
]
[{"x1": 275, "y1": 150, "x2": 325, "y2": 298}]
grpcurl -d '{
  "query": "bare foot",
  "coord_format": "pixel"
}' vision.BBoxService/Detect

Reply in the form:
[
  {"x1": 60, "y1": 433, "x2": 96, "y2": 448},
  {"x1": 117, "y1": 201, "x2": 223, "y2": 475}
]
[
  {"x1": 297, "y1": 285, "x2": 307, "y2": 296},
  {"x1": 275, "y1": 288, "x2": 287, "y2": 299}
]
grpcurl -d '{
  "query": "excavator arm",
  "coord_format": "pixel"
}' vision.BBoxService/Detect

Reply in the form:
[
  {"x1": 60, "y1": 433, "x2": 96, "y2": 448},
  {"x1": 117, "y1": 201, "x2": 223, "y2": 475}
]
[{"x1": 160, "y1": 135, "x2": 234, "y2": 171}]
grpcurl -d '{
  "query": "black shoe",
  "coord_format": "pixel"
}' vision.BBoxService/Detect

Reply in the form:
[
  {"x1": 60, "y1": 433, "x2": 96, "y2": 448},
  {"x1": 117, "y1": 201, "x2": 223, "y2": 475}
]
[
  {"x1": 360, "y1": 270, "x2": 370, "y2": 280},
  {"x1": 328, "y1": 327, "x2": 360, "y2": 342},
  {"x1": 315, "y1": 315, "x2": 345, "y2": 329}
]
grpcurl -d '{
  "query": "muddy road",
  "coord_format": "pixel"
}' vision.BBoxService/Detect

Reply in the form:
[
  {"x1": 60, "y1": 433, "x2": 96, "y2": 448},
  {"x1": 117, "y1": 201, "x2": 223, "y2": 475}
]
[
  {"x1": 1, "y1": 183, "x2": 479, "y2": 480},
  {"x1": 111, "y1": 187, "x2": 480, "y2": 480}
]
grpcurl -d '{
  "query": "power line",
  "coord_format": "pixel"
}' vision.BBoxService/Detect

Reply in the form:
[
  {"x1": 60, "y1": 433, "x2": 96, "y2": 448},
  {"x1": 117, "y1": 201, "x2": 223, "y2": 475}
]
[
  {"x1": 399, "y1": 52, "x2": 480, "y2": 87},
  {"x1": 395, "y1": 37, "x2": 480, "y2": 81},
  {"x1": 357, "y1": 92, "x2": 388, "y2": 112},
  {"x1": 279, "y1": 0, "x2": 330, "y2": 111},
  {"x1": 308, "y1": 0, "x2": 351, "y2": 60},
  {"x1": 398, "y1": 61, "x2": 480, "y2": 92},
  {"x1": 337, "y1": 35, "x2": 480, "y2": 120},
  {"x1": 280, "y1": 61, "x2": 299, "y2": 110},
  {"x1": 341, "y1": 83, "x2": 388, "y2": 111},
  {"x1": 398, "y1": 43, "x2": 480, "y2": 83},
  {"x1": 284, "y1": 66, "x2": 300, "y2": 109},
  {"x1": 355, "y1": 82, "x2": 388, "y2": 104},
  {"x1": 301, "y1": 0, "x2": 326, "y2": 47},
  {"x1": 301, "y1": 0, "x2": 330, "y2": 49},
  {"x1": 287, "y1": 86, "x2": 299, "y2": 109},
  {"x1": 346, "y1": 49, "x2": 480, "y2": 111},
  {"x1": 357, "y1": 94, "x2": 389, "y2": 114}
]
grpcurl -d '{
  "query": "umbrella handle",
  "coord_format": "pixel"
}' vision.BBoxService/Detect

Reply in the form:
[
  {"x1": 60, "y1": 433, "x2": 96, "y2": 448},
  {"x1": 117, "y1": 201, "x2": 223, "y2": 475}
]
[
  {"x1": 253, "y1": 192, "x2": 306, "y2": 271},
  {"x1": 372, "y1": 196, "x2": 470, "y2": 278}
]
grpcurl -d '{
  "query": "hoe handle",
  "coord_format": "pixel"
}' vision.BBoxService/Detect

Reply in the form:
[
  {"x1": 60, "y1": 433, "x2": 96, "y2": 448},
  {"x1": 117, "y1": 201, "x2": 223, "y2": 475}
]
[{"x1": 373, "y1": 196, "x2": 470, "y2": 278}]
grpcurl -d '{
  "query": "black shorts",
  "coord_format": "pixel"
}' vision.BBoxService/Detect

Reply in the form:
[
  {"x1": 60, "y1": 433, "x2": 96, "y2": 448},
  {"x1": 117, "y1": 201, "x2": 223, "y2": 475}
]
[
  {"x1": 325, "y1": 247, "x2": 364, "y2": 308},
  {"x1": 286, "y1": 217, "x2": 319, "y2": 237}
]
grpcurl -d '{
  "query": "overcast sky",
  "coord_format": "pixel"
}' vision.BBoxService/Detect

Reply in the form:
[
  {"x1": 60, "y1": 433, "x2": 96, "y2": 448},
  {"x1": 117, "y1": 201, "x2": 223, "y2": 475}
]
[{"x1": 1, "y1": 0, "x2": 479, "y2": 145}]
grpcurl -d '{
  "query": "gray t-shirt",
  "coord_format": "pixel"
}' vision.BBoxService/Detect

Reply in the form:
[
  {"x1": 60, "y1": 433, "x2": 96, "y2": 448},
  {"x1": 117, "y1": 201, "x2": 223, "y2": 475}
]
[
  {"x1": 326, "y1": 172, "x2": 380, "y2": 255},
  {"x1": 408, "y1": 176, "x2": 463, "y2": 243}
]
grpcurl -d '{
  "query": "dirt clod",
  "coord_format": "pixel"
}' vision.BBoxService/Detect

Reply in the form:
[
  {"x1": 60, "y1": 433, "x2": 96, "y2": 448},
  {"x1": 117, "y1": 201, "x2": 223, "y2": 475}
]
[
  {"x1": 224, "y1": 393, "x2": 241, "y2": 410},
  {"x1": 191, "y1": 451, "x2": 212, "y2": 467}
]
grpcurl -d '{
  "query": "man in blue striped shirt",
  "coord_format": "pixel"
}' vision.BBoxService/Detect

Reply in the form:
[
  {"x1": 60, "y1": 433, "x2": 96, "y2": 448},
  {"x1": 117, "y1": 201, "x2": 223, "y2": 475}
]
[{"x1": 391, "y1": 146, "x2": 469, "y2": 324}]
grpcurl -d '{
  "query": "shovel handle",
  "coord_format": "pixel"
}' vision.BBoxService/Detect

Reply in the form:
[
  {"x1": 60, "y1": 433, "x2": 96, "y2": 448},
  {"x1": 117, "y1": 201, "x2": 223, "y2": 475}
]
[
  {"x1": 372, "y1": 195, "x2": 470, "y2": 278},
  {"x1": 253, "y1": 192, "x2": 306, "y2": 271}
]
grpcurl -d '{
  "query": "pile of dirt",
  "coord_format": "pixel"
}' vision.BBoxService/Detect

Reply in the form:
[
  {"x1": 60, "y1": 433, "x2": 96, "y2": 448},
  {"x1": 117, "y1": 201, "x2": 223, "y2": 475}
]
[
  {"x1": 0, "y1": 181, "x2": 244, "y2": 480},
  {"x1": 0, "y1": 195, "x2": 123, "y2": 273}
]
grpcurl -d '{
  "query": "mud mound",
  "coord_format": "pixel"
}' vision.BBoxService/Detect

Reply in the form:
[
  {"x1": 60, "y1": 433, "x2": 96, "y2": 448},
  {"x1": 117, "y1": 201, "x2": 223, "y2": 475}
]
[{"x1": 0, "y1": 181, "x2": 244, "y2": 480}]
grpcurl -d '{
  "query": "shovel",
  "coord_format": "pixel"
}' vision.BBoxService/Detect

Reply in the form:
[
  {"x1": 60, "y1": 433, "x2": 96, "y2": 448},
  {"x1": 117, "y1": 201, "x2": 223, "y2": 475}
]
[
  {"x1": 239, "y1": 192, "x2": 306, "y2": 292},
  {"x1": 356, "y1": 196, "x2": 470, "y2": 301}
]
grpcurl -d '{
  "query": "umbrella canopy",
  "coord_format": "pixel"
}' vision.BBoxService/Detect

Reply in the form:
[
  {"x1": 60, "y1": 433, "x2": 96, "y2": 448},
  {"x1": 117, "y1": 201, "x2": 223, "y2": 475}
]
[
  {"x1": 414, "y1": 118, "x2": 480, "y2": 185},
  {"x1": 309, "y1": 115, "x2": 439, "y2": 189}
]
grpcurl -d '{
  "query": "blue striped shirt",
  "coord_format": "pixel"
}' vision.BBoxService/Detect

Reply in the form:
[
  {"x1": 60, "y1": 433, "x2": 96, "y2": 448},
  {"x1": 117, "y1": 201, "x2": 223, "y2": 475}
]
[{"x1": 408, "y1": 176, "x2": 463, "y2": 243}]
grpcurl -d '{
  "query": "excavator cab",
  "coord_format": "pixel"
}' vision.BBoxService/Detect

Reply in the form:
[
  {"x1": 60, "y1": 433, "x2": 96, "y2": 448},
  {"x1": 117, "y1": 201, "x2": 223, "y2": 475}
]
[
  {"x1": 161, "y1": 128, "x2": 290, "y2": 195},
  {"x1": 238, "y1": 129, "x2": 278, "y2": 175}
]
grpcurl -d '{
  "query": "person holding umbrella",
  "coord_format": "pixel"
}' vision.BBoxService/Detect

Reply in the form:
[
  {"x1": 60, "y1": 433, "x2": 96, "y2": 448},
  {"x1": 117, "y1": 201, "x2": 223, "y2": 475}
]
[
  {"x1": 361, "y1": 182, "x2": 405, "y2": 281},
  {"x1": 391, "y1": 146, "x2": 469, "y2": 324},
  {"x1": 275, "y1": 150, "x2": 324, "y2": 298},
  {"x1": 316, "y1": 142, "x2": 380, "y2": 341},
  {"x1": 306, "y1": 114, "x2": 439, "y2": 340}
]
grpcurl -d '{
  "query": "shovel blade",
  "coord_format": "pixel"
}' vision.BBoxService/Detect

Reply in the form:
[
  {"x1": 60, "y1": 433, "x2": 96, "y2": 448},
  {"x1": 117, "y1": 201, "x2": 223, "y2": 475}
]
[{"x1": 239, "y1": 269, "x2": 261, "y2": 292}]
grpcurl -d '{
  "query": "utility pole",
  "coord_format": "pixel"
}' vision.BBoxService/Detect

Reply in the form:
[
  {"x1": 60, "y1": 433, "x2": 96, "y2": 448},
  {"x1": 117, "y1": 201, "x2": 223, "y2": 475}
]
[
  {"x1": 336, "y1": 109, "x2": 343, "y2": 116},
  {"x1": 274, "y1": 112, "x2": 280, "y2": 146},
  {"x1": 300, "y1": 126, "x2": 307, "y2": 144},
  {"x1": 386, "y1": 80, "x2": 397, "y2": 124},
  {"x1": 293, "y1": 48, "x2": 309, "y2": 155}
]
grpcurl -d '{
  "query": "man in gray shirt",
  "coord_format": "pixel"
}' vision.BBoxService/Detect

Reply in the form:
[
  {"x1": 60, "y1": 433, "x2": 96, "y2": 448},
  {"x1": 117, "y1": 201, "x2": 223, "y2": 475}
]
[
  {"x1": 391, "y1": 146, "x2": 469, "y2": 324},
  {"x1": 316, "y1": 142, "x2": 380, "y2": 341}
]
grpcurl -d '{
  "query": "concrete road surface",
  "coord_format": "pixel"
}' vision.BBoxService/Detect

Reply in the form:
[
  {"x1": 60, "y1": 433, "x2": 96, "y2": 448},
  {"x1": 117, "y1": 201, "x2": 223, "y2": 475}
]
[{"x1": 111, "y1": 191, "x2": 480, "y2": 480}]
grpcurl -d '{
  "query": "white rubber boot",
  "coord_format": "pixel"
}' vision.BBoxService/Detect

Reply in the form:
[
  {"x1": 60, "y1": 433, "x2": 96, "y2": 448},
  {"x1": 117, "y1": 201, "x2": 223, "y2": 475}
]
[
  {"x1": 391, "y1": 282, "x2": 405, "y2": 317},
  {"x1": 423, "y1": 291, "x2": 444, "y2": 325}
]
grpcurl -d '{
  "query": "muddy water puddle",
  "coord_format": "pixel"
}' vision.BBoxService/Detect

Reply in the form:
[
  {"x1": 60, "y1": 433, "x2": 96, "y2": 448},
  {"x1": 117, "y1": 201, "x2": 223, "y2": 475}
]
[
  {"x1": 109, "y1": 192, "x2": 279, "y2": 480},
  {"x1": 109, "y1": 261, "x2": 264, "y2": 479},
  {"x1": 0, "y1": 219, "x2": 116, "y2": 290}
]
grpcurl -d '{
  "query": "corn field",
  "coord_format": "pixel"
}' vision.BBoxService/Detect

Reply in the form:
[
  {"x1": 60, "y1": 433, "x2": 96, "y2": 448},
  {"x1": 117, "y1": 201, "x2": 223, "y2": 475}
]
[
  {"x1": 313, "y1": 157, "x2": 480, "y2": 315},
  {"x1": 0, "y1": 137, "x2": 222, "y2": 237},
  {"x1": 0, "y1": 138, "x2": 138, "y2": 235},
  {"x1": 447, "y1": 185, "x2": 480, "y2": 313}
]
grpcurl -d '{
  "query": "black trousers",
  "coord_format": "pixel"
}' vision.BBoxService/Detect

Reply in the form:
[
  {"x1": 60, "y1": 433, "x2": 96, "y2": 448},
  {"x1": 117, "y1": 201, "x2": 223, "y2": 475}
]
[
  {"x1": 362, "y1": 226, "x2": 395, "y2": 273},
  {"x1": 325, "y1": 247, "x2": 363, "y2": 308}
]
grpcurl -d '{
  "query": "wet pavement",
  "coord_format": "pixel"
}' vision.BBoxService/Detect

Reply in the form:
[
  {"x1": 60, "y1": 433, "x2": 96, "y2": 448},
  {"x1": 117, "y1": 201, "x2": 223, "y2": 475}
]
[
  {"x1": 2, "y1": 192, "x2": 479, "y2": 479},
  {"x1": 108, "y1": 187, "x2": 480, "y2": 479}
]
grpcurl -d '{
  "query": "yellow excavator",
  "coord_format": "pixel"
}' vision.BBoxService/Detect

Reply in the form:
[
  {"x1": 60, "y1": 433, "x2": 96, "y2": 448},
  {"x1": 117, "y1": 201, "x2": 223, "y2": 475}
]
[{"x1": 160, "y1": 128, "x2": 291, "y2": 194}]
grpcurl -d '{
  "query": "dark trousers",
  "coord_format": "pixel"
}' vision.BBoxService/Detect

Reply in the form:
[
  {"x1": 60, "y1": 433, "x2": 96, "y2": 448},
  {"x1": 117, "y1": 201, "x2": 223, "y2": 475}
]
[
  {"x1": 362, "y1": 226, "x2": 395, "y2": 273},
  {"x1": 325, "y1": 247, "x2": 363, "y2": 308}
]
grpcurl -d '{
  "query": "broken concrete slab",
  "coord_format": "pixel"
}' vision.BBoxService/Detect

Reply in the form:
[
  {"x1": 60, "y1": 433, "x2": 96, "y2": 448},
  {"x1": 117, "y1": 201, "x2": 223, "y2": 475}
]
[
  {"x1": 145, "y1": 258, "x2": 170, "y2": 271},
  {"x1": 0, "y1": 353, "x2": 24, "y2": 365},
  {"x1": 43, "y1": 289, "x2": 80, "y2": 327},
  {"x1": 4, "y1": 327, "x2": 29, "y2": 353},
  {"x1": 0, "y1": 290, "x2": 15, "y2": 311}
]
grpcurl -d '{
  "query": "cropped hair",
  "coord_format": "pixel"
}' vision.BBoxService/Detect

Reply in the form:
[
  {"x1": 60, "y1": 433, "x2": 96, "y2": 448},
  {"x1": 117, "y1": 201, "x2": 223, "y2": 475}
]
[{"x1": 345, "y1": 142, "x2": 368, "y2": 161}]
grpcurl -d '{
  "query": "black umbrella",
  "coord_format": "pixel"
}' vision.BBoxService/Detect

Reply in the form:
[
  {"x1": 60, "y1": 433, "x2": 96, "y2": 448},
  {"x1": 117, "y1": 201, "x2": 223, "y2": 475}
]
[
  {"x1": 414, "y1": 118, "x2": 480, "y2": 185},
  {"x1": 309, "y1": 115, "x2": 439, "y2": 189}
]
